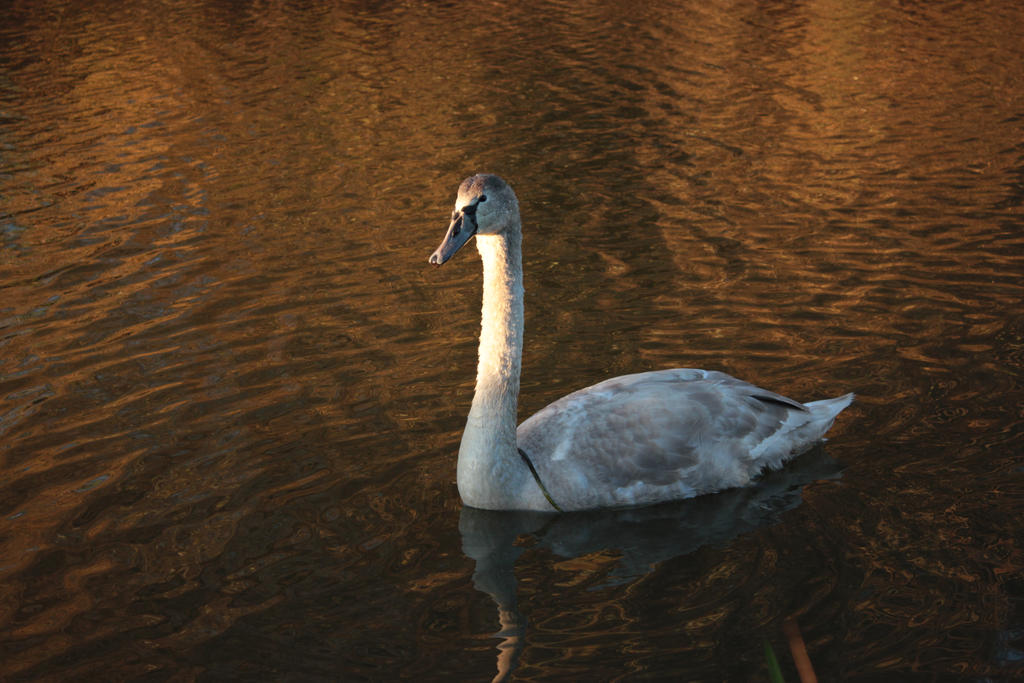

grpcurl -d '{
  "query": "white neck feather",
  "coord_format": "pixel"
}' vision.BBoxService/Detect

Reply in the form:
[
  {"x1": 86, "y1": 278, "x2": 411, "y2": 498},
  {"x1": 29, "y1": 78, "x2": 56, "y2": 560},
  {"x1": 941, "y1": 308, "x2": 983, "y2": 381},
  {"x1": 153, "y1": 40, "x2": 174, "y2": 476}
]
[{"x1": 457, "y1": 226, "x2": 529, "y2": 509}]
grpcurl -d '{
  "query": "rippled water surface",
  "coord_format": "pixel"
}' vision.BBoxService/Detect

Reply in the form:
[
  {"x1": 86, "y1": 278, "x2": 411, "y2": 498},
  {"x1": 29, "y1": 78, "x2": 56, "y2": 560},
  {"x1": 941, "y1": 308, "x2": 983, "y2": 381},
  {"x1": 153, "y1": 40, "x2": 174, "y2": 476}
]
[{"x1": 2, "y1": 0, "x2": 1023, "y2": 680}]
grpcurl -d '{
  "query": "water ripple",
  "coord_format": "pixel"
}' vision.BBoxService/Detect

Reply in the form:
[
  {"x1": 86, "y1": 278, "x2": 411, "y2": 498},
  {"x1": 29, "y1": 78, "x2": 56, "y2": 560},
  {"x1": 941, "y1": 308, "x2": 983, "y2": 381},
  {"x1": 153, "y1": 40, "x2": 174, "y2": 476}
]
[{"x1": 1, "y1": 0, "x2": 1022, "y2": 680}]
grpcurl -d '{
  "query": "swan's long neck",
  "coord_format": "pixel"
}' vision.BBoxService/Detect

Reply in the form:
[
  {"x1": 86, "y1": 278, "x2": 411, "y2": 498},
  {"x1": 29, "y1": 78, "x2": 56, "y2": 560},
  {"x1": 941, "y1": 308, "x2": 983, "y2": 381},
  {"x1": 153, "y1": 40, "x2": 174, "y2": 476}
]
[{"x1": 457, "y1": 225, "x2": 528, "y2": 509}]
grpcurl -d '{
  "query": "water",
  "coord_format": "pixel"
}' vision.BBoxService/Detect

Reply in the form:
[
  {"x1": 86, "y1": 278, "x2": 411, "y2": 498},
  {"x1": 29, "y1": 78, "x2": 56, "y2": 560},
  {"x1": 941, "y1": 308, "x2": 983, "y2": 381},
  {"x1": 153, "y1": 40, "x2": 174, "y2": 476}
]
[{"x1": 1, "y1": 0, "x2": 1022, "y2": 679}]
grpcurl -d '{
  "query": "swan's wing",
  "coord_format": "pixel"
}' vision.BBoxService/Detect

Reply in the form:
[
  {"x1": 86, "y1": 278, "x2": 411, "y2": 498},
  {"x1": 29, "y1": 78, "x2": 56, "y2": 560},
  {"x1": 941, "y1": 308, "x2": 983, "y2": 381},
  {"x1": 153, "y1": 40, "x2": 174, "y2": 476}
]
[{"x1": 517, "y1": 369, "x2": 846, "y2": 510}]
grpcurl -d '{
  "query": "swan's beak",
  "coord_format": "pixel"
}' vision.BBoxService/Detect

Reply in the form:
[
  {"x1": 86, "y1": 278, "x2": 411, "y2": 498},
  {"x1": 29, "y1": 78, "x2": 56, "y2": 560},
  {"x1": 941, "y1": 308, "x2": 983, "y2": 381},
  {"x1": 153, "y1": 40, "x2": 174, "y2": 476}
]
[{"x1": 429, "y1": 212, "x2": 475, "y2": 266}]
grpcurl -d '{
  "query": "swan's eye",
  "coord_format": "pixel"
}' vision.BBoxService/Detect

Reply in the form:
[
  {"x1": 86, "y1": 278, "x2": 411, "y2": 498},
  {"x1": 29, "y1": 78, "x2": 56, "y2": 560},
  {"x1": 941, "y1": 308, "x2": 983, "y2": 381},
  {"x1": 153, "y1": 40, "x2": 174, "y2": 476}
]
[{"x1": 479, "y1": 195, "x2": 487, "y2": 203}]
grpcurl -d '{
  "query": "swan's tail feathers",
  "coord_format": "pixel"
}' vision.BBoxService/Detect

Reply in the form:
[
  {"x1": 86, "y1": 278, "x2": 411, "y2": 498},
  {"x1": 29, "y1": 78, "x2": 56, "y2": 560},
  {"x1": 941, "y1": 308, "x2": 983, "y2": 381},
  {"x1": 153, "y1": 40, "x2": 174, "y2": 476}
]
[{"x1": 804, "y1": 392, "x2": 855, "y2": 435}]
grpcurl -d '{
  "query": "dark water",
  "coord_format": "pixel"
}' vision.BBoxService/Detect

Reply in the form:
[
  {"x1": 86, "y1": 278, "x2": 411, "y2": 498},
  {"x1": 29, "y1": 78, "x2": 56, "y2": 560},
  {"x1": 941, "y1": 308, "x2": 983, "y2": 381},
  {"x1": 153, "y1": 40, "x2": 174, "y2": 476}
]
[{"x1": 2, "y1": 0, "x2": 1023, "y2": 680}]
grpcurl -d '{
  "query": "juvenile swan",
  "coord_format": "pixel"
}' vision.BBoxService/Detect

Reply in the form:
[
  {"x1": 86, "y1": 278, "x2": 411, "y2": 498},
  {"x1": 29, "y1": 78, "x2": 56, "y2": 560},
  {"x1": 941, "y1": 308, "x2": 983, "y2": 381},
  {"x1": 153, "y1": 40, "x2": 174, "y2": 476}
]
[{"x1": 429, "y1": 174, "x2": 853, "y2": 512}]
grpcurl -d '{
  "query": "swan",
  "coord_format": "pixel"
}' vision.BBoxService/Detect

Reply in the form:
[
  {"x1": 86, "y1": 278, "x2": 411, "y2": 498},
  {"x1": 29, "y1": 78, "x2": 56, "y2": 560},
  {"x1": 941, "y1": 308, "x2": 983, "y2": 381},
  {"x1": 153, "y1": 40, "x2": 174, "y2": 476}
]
[{"x1": 429, "y1": 173, "x2": 853, "y2": 512}]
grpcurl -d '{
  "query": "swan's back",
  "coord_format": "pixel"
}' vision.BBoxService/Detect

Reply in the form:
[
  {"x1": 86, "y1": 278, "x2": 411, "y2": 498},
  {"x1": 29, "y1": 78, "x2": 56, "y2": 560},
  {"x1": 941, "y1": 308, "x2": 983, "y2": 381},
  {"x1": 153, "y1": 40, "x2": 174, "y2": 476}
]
[{"x1": 517, "y1": 369, "x2": 853, "y2": 510}]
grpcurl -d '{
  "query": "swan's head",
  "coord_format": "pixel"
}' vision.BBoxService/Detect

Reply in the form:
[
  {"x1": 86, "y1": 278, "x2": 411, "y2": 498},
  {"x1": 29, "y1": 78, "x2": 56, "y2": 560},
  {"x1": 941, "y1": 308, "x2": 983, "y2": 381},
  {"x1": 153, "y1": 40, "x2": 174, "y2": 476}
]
[{"x1": 429, "y1": 174, "x2": 519, "y2": 266}]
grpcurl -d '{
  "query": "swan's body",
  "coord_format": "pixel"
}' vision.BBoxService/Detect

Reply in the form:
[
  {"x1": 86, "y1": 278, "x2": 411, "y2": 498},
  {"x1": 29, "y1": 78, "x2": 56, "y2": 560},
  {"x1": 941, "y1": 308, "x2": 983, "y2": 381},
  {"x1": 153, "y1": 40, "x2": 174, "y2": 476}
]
[{"x1": 430, "y1": 174, "x2": 852, "y2": 512}]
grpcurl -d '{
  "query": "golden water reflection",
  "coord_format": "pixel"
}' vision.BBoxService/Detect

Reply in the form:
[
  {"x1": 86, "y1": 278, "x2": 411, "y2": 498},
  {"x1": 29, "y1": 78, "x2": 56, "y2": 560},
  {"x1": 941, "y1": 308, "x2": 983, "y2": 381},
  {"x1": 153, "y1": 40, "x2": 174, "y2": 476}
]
[{"x1": 0, "y1": 0, "x2": 1022, "y2": 679}]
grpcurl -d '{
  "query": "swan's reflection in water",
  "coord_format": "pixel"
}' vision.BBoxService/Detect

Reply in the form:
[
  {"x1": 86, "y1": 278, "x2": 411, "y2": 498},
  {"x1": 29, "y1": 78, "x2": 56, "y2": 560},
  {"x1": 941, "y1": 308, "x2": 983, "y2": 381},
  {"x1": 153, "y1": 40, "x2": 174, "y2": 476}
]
[{"x1": 459, "y1": 448, "x2": 843, "y2": 681}]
